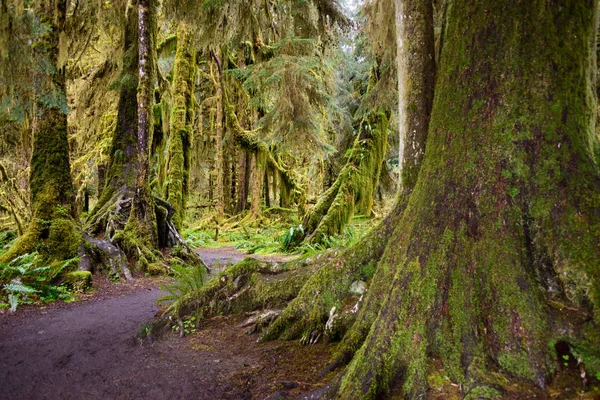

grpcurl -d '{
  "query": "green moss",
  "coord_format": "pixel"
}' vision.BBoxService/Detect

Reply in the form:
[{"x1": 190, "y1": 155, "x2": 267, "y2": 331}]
[
  {"x1": 165, "y1": 24, "x2": 195, "y2": 229},
  {"x1": 64, "y1": 271, "x2": 92, "y2": 291},
  {"x1": 464, "y1": 386, "x2": 502, "y2": 400},
  {"x1": 303, "y1": 111, "x2": 389, "y2": 245},
  {"x1": 147, "y1": 262, "x2": 167, "y2": 275}
]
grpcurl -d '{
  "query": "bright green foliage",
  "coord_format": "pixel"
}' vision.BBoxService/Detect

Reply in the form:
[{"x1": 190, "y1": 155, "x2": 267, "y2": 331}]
[
  {"x1": 0, "y1": 252, "x2": 80, "y2": 311},
  {"x1": 159, "y1": 262, "x2": 206, "y2": 303}
]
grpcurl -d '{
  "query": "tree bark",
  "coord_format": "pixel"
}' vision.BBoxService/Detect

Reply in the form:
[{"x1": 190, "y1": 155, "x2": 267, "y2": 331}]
[
  {"x1": 250, "y1": 150, "x2": 263, "y2": 216},
  {"x1": 397, "y1": 0, "x2": 436, "y2": 191},
  {"x1": 333, "y1": 1, "x2": 600, "y2": 397},
  {"x1": 86, "y1": 2, "x2": 139, "y2": 238},
  {"x1": 236, "y1": 149, "x2": 249, "y2": 213}
]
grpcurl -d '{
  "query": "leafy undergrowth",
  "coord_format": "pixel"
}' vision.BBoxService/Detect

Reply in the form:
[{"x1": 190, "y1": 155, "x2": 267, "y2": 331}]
[
  {"x1": 182, "y1": 206, "x2": 385, "y2": 257},
  {"x1": 0, "y1": 231, "x2": 83, "y2": 312}
]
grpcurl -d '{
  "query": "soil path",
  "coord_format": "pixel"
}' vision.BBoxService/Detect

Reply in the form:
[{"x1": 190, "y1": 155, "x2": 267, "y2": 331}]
[{"x1": 0, "y1": 248, "x2": 328, "y2": 400}]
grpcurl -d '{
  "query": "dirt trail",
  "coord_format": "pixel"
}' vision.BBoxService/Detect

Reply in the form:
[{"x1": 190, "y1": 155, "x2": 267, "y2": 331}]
[{"x1": 0, "y1": 248, "x2": 328, "y2": 400}]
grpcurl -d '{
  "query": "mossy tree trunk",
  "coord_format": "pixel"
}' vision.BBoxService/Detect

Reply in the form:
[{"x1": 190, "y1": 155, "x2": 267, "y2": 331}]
[
  {"x1": 237, "y1": 148, "x2": 250, "y2": 213},
  {"x1": 127, "y1": 0, "x2": 158, "y2": 251},
  {"x1": 250, "y1": 150, "x2": 263, "y2": 217},
  {"x1": 87, "y1": 2, "x2": 139, "y2": 238},
  {"x1": 1, "y1": 0, "x2": 81, "y2": 263},
  {"x1": 86, "y1": 1, "x2": 204, "y2": 274},
  {"x1": 397, "y1": 0, "x2": 436, "y2": 192},
  {"x1": 211, "y1": 49, "x2": 225, "y2": 219},
  {"x1": 165, "y1": 23, "x2": 195, "y2": 230},
  {"x1": 331, "y1": 0, "x2": 600, "y2": 397}
]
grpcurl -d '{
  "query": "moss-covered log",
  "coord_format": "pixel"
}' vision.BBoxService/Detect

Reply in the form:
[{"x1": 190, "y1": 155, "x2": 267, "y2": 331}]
[{"x1": 165, "y1": 23, "x2": 195, "y2": 229}]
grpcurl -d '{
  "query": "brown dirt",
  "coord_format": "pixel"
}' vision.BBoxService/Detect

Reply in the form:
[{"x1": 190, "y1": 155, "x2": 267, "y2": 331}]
[{"x1": 0, "y1": 248, "x2": 332, "y2": 400}]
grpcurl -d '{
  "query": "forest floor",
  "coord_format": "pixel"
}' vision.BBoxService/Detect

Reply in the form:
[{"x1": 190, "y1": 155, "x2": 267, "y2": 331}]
[{"x1": 0, "y1": 247, "x2": 332, "y2": 400}]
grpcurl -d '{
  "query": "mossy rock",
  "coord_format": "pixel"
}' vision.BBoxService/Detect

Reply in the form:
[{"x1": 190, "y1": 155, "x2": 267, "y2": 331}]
[
  {"x1": 147, "y1": 262, "x2": 168, "y2": 276},
  {"x1": 64, "y1": 271, "x2": 93, "y2": 291}
]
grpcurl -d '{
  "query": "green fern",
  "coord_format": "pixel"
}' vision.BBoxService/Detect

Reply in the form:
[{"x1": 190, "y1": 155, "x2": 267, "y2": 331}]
[{"x1": 159, "y1": 263, "x2": 206, "y2": 303}]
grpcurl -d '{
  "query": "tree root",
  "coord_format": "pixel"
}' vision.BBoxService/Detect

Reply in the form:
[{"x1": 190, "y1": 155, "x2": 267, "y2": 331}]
[
  {"x1": 151, "y1": 256, "x2": 316, "y2": 336},
  {"x1": 81, "y1": 233, "x2": 133, "y2": 280}
]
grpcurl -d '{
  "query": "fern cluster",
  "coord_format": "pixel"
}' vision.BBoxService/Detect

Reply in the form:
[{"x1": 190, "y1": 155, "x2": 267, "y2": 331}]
[{"x1": 0, "y1": 251, "x2": 80, "y2": 312}]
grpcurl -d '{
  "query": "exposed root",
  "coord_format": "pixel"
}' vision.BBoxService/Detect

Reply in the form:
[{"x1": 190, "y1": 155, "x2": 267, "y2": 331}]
[
  {"x1": 237, "y1": 309, "x2": 282, "y2": 334},
  {"x1": 152, "y1": 257, "x2": 315, "y2": 336},
  {"x1": 82, "y1": 233, "x2": 133, "y2": 280}
]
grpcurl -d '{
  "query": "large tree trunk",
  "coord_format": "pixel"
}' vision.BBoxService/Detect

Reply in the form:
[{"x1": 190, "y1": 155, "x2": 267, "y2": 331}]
[
  {"x1": 86, "y1": 2, "x2": 139, "y2": 238},
  {"x1": 333, "y1": 0, "x2": 600, "y2": 397},
  {"x1": 0, "y1": 0, "x2": 81, "y2": 263}
]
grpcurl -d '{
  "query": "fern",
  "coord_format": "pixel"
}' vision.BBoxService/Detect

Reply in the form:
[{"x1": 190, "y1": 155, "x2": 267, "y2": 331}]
[
  {"x1": 159, "y1": 263, "x2": 206, "y2": 303},
  {"x1": 4, "y1": 282, "x2": 38, "y2": 294}
]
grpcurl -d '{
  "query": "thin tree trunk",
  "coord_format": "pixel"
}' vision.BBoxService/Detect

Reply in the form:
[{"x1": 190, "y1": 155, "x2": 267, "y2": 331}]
[
  {"x1": 212, "y1": 49, "x2": 224, "y2": 218},
  {"x1": 237, "y1": 148, "x2": 248, "y2": 213},
  {"x1": 166, "y1": 23, "x2": 195, "y2": 229},
  {"x1": 250, "y1": 151, "x2": 262, "y2": 216},
  {"x1": 397, "y1": 0, "x2": 436, "y2": 191},
  {"x1": 134, "y1": 0, "x2": 153, "y2": 223},
  {"x1": 264, "y1": 168, "x2": 270, "y2": 208}
]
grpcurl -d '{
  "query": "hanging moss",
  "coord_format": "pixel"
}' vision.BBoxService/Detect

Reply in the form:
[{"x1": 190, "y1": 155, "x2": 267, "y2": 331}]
[{"x1": 300, "y1": 111, "x2": 389, "y2": 245}]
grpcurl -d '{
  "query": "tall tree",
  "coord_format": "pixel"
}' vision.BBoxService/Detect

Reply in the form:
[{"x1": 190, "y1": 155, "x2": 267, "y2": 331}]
[
  {"x1": 165, "y1": 24, "x2": 195, "y2": 229},
  {"x1": 86, "y1": 0, "x2": 203, "y2": 273},
  {"x1": 0, "y1": 0, "x2": 80, "y2": 262},
  {"x1": 158, "y1": 0, "x2": 600, "y2": 398}
]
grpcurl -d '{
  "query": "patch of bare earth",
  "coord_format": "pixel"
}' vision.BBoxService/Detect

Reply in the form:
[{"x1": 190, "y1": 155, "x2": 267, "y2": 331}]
[{"x1": 0, "y1": 248, "x2": 330, "y2": 400}]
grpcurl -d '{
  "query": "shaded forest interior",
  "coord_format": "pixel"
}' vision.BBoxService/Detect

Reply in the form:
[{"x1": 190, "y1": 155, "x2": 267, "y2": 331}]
[{"x1": 1, "y1": 0, "x2": 600, "y2": 399}]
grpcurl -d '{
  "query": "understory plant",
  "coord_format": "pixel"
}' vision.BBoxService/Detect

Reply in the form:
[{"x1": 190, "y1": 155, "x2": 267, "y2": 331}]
[
  {"x1": 0, "y1": 252, "x2": 80, "y2": 311},
  {"x1": 159, "y1": 262, "x2": 206, "y2": 304}
]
